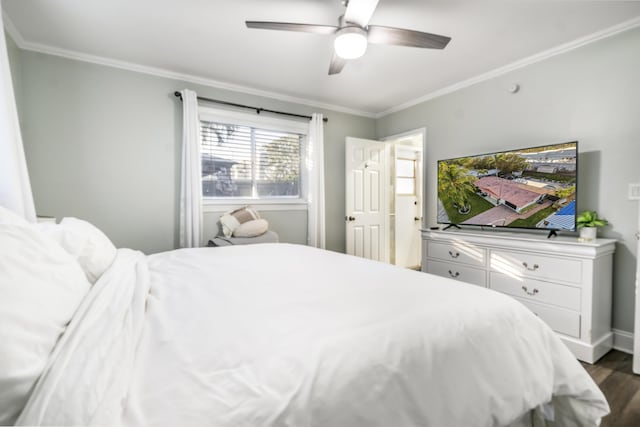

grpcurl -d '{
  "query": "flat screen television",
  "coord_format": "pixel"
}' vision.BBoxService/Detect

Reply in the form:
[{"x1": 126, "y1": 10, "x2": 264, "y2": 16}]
[{"x1": 437, "y1": 141, "x2": 577, "y2": 232}]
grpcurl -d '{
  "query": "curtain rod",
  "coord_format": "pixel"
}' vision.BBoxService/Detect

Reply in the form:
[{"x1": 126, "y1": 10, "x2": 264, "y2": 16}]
[{"x1": 173, "y1": 92, "x2": 328, "y2": 123}]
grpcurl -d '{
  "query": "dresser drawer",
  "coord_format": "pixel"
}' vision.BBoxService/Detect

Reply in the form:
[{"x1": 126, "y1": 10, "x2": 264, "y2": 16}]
[
  {"x1": 427, "y1": 260, "x2": 486, "y2": 287},
  {"x1": 515, "y1": 297, "x2": 581, "y2": 338},
  {"x1": 427, "y1": 241, "x2": 486, "y2": 268},
  {"x1": 490, "y1": 272, "x2": 581, "y2": 311},
  {"x1": 490, "y1": 250, "x2": 582, "y2": 285}
]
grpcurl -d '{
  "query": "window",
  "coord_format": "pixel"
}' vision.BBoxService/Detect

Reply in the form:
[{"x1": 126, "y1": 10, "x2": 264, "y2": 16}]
[
  {"x1": 200, "y1": 117, "x2": 304, "y2": 200},
  {"x1": 396, "y1": 158, "x2": 416, "y2": 195}
]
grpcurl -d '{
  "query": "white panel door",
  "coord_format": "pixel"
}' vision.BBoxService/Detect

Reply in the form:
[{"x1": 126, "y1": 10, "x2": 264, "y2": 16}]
[
  {"x1": 345, "y1": 137, "x2": 388, "y2": 262},
  {"x1": 395, "y1": 195, "x2": 420, "y2": 267}
]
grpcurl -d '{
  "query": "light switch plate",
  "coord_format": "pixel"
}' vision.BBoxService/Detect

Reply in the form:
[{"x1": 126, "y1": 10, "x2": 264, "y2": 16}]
[{"x1": 629, "y1": 183, "x2": 640, "y2": 200}]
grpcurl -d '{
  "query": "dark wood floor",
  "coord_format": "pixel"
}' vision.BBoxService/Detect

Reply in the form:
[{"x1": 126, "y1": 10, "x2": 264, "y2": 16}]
[{"x1": 581, "y1": 350, "x2": 640, "y2": 427}]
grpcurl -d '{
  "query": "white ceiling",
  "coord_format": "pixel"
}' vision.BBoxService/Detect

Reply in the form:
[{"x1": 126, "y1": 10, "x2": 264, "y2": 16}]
[{"x1": 4, "y1": 0, "x2": 640, "y2": 116}]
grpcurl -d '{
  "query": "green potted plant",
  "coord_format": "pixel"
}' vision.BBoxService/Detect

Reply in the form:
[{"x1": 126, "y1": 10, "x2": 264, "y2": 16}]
[{"x1": 577, "y1": 210, "x2": 608, "y2": 241}]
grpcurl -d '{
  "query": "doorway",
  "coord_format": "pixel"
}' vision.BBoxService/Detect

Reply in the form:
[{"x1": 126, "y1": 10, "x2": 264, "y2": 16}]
[
  {"x1": 387, "y1": 132, "x2": 423, "y2": 269},
  {"x1": 345, "y1": 129, "x2": 425, "y2": 269}
]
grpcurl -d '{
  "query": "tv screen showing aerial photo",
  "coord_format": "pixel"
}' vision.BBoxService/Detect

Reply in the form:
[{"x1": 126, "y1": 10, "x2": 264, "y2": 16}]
[{"x1": 437, "y1": 141, "x2": 577, "y2": 231}]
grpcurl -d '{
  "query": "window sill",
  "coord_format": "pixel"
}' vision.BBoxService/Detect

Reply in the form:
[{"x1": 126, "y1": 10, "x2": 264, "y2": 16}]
[{"x1": 202, "y1": 198, "x2": 308, "y2": 212}]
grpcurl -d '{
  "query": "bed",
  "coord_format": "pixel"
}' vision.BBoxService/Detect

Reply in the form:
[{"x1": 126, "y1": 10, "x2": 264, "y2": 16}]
[{"x1": 0, "y1": 209, "x2": 609, "y2": 427}]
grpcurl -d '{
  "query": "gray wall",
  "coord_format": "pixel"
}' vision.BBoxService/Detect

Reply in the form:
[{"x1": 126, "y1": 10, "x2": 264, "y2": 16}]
[
  {"x1": 377, "y1": 27, "x2": 640, "y2": 333},
  {"x1": 13, "y1": 49, "x2": 374, "y2": 254}
]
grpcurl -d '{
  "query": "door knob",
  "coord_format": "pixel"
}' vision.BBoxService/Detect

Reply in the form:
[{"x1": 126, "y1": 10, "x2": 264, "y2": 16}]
[{"x1": 345, "y1": 216, "x2": 356, "y2": 222}]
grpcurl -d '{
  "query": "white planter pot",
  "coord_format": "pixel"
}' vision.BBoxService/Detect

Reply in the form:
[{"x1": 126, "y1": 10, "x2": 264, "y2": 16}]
[{"x1": 579, "y1": 227, "x2": 597, "y2": 241}]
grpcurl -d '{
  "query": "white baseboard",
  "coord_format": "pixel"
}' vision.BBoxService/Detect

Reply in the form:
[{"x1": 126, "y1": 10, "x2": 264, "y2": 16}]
[
  {"x1": 561, "y1": 333, "x2": 612, "y2": 364},
  {"x1": 612, "y1": 328, "x2": 634, "y2": 354}
]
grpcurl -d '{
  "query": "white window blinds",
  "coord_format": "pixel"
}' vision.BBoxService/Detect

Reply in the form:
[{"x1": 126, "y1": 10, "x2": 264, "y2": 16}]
[{"x1": 200, "y1": 120, "x2": 302, "y2": 199}]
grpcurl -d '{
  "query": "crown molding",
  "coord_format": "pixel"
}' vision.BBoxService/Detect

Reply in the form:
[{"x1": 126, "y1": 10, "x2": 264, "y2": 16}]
[
  {"x1": 2, "y1": 10, "x2": 24, "y2": 46},
  {"x1": 376, "y1": 16, "x2": 640, "y2": 118},
  {"x1": 23, "y1": 41, "x2": 378, "y2": 118},
  {"x1": 2, "y1": 13, "x2": 376, "y2": 119}
]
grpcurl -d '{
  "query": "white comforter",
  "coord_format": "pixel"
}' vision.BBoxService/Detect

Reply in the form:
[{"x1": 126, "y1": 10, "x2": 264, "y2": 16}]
[{"x1": 17, "y1": 244, "x2": 608, "y2": 427}]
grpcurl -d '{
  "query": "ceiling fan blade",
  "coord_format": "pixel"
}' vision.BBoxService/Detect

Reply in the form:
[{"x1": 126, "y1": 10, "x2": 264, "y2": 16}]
[
  {"x1": 344, "y1": 0, "x2": 380, "y2": 27},
  {"x1": 246, "y1": 21, "x2": 338, "y2": 35},
  {"x1": 328, "y1": 52, "x2": 347, "y2": 75},
  {"x1": 367, "y1": 26, "x2": 451, "y2": 49}
]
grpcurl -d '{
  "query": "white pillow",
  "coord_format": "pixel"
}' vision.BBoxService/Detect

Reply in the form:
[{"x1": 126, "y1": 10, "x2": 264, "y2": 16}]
[
  {"x1": 0, "y1": 206, "x2": 29, "y2": 225},
  {"x1": 233, "y1": 218, "x2": 269, "y2": 237},
  {"x1": 0, "y1": 224, "x2": 91, "y2": 425},
  {"x1": 37, "y1": 217, "x2": 117, "y2": 284}
]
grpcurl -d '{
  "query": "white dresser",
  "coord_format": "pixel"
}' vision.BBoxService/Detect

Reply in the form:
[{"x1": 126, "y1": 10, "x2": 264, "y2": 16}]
[{"x1": 421, "y1": 229, "x2": 616, "y2": 363}]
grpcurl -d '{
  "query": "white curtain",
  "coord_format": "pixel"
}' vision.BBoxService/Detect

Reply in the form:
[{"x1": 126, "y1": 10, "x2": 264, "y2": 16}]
[
  {"x1": 179, "y1": 89, "x2": 203, "y2": 248},
  {"x1": 0, "y1": 10, "x2": 36, "y2": 221},
  {"x1": 307, "y1": 113, "x2": 326, "y2": 249}
]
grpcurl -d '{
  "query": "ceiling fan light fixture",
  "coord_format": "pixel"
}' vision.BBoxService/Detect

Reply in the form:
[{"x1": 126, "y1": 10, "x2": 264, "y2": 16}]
[
  {"x1": 334, "y1": 27, "x2": 368, "y2": 59},
  {"x1": 246, "y1": 0, "x2": 451, "y2": 75}
]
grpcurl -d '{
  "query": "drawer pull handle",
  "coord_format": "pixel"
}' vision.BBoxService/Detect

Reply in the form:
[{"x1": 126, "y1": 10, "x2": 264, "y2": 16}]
[
  {"x1": 448, "y1": 251, "x2": 460, "y2": 258},
  {"x1": 522, "y1": 286, "x2": 539, "y2": 296},
  {"x1": 522, "y1": 262, "x2": 539, "y2": 271},
  {"x1": 448, "y1": 270, "x2": 460, "y2": 278}
]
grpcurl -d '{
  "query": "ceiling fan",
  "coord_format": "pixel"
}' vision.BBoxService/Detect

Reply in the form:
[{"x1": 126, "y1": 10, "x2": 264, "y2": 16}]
[{"x1": 246, "y1": 0, "x2": 451, "y2": 75}]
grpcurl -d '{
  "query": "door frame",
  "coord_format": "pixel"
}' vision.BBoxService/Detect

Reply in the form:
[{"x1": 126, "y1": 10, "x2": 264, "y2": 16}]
[
  {"x1": 634, "y1": 207, "x2": 640, "y2": 373},
  {"x1": 381, "y1": 128, "x2": 427, "y2": 229}
]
